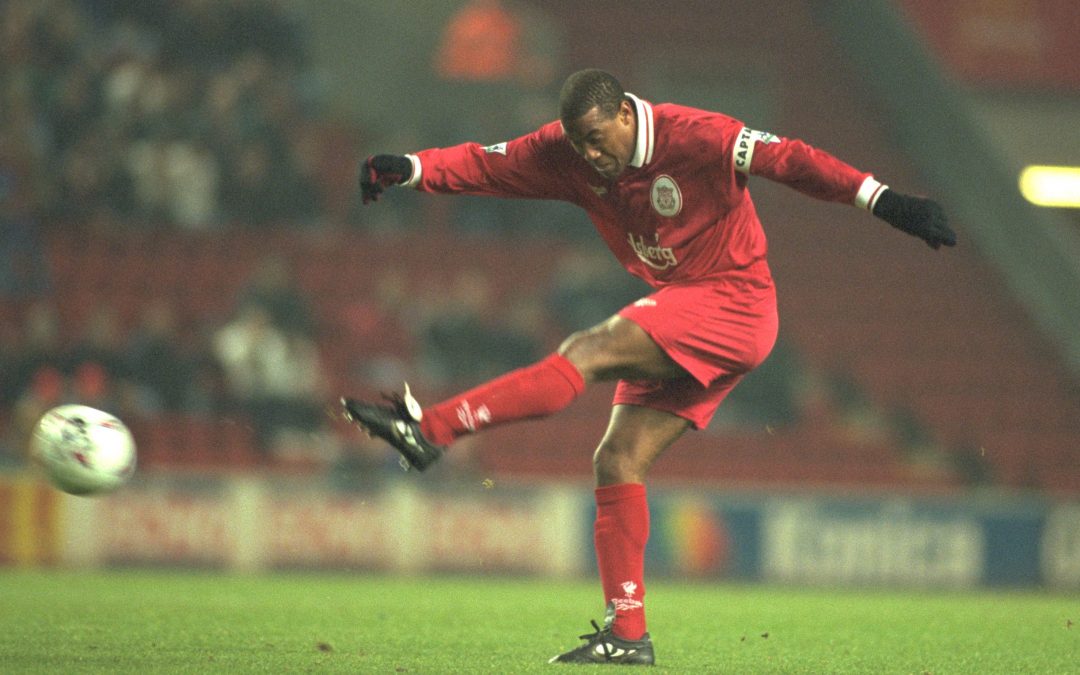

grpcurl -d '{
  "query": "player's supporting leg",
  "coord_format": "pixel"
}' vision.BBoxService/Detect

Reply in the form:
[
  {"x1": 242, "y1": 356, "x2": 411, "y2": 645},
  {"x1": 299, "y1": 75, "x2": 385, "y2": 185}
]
[
  {"x1": 594, "y1": 404, "x2": 689, "y2": 637},
  {"x1": 550, "y1": 404, "x2": 689, "y2": 665}
]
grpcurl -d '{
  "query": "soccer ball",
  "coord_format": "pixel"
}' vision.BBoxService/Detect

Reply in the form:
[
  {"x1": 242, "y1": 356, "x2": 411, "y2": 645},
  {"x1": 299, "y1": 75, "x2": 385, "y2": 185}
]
[{"x1": 30, "y1": 404, "x2": 137, "y2": 496}]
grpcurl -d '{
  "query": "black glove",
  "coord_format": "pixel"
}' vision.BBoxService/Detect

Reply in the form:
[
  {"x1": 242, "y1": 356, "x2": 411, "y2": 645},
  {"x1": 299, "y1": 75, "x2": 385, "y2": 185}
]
[
  {"x1": 359, "y1": 154, "x2": 413, "y2": 205},
  {"x1": 872, "y1": 189, "x2": 956, "y2": 249}
]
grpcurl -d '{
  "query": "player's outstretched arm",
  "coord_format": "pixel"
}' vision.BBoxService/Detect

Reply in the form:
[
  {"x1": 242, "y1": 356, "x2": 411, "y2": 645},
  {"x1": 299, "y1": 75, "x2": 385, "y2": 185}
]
[
  {"x1": 734, "y1": 126, "x2": 957, "y2": 250},
  {"x1": 359, "y1": 154, "x2": 412, "y2": 205},
  {"x1": 871, "y1": 189, "x2": 957, "y2": 250}
]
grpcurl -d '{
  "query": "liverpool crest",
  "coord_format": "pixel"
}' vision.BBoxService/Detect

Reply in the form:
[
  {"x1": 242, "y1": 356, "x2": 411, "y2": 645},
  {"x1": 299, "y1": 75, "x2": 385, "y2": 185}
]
[{"x1": 650, "y1": 175, "x2": 682, "y2": 217}]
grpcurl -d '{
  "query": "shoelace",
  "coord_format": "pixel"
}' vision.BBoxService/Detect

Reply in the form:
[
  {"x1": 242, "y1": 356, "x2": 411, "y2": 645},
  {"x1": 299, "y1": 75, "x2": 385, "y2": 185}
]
[
  {"x1": 578, "y1": 619, "x2": 615, "y2": 659},
  {"x1": 380, "y1": 392, "x2": 410, "y2": 419},
  {"x1": 379, "y1": 392, "x2": 418, "y2": 472}
]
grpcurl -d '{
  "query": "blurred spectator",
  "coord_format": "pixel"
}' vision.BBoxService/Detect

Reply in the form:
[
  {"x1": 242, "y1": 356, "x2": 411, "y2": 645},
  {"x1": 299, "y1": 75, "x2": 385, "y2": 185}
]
[
  {"x1": 127, "y1": 133, "x2": 220, "y2": 228},
  {"x1": 341, "y1": 268, "x2": 416, "y2": 392},
  {"x1": 0, "y1": 322, "x2": 22, "y2": 407},
  {"x1": 213, "y1": 303, "x2": 325, "y2": 454},
  {"x1": 0, "y1": 208, "x2": 50, "y2": 297},
  {"x1": 183, "y1": 327, "x2": 232, "y2": 416},
  {"x1": 63, "y1": 305, "x2": 159, "y2": 419},
  {"x1": 222, "y1": 136, "x2": 317, "y2": 226},
  {"x1": 53, "y1": 128, "x2": 137, "y2": 224},
  {"x1": 435, "y1": 0, "x2": 523, "y2": 83},
  {"x1": 70, "y1": 361, "x2": 116, "y2": 412},
  {"x1": 8, "y1": 366, "x2": 68, "y2": 463},
  {"x1": 432, "y1": 0, "x2": 563, "y2": 140},
  {"x1": 66, "y1": 305, "x2": 127, "y2": 380},
  {"x1": 415, "y1": 269, "x2": 493, "y2": 386},
  {"x1": 415, "y1": 268, "x2": 544, "y2": 388},
  {"x1": 0, "y1": 114, "x2": 51, "y2": 296},
  {"x1": 235, "y1": 254, "x2": 314, "y2": 337},
  {"x1": 9, "y1": 302, "x2": 65, "y2": 401},
  {"x1": 125, "y1": 299, "x2": 195, "y2": 411},
  {"x1": 214, "y1": 304, "x2": 289, "y2": 404},
  {"x1": 548, "y1": 245, "x2": 649, "y2": 334},
  {"x1": 167, "y1": 136, "x2": 221, "y2": 228}
]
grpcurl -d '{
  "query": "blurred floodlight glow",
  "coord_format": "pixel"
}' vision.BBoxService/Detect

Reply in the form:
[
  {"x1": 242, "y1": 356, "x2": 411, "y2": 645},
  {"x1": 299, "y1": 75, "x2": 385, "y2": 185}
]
[{"x1": 1019, "y1": 165, "x2": 1080, "y2": 208}]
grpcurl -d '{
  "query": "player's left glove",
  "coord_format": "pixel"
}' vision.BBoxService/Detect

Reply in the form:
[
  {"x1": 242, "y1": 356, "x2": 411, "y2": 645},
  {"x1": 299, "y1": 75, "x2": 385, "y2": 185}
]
[
  {"x1": 359, "y1": 154, "x2": 412, "y2": 205},
  {"x1": 872, "y1": 189, "x2": 957, "y2": 249}
]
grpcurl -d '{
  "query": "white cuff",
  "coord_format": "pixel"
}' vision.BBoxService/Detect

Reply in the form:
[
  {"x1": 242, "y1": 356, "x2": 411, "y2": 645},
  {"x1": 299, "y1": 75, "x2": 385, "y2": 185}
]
[
  {"x1": 402, "y1": 154, "x2": 422, "y2": 188},
  {"x1": 855, "y1": 176, "x2": 888, "y2": 211}
]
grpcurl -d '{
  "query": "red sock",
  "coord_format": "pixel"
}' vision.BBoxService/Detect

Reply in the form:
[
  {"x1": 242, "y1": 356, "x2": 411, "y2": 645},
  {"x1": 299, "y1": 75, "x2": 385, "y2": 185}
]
[
  {"x1": 419, "y1": 353, "x2": 585, "y2": 445},
  {"x1": 594, "y1": 483, "x2": 649, "y2": 641}
]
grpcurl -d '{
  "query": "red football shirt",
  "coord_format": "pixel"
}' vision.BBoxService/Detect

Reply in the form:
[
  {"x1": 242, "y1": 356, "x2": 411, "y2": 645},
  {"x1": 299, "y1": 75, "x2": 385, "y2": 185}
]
[{"x1": 405, "y1": 94, "x2": 884, "y2": 289}]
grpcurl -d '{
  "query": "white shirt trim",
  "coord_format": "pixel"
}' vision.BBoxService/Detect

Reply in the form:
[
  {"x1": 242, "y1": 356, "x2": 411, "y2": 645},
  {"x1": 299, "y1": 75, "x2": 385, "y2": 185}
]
[
  {"x1": 626, "y1": 93, "x2": 654, "y2": 168},
  {"x1": 855, "y1": 176, "x2": 888, "y2": 211},
  {"x1": 402, "y1": 154, "x2": 422, "y2": 188}
]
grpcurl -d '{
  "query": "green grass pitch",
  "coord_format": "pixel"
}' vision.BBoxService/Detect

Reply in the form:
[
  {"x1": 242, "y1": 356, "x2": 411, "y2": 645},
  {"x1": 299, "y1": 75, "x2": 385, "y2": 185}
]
[{"x1": 0, "y1": 570, "x2": 1076, "y2": 673}]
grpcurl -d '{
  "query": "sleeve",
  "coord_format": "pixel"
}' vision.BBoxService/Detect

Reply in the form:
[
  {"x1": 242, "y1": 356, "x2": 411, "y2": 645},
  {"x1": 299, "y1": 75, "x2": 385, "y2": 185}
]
[
  {"x1": 731, "y1": 126, "x2": 887, "y2": 211},
  {"x1": 404, "y1": 124, "x2": 571, "y2": 201}
]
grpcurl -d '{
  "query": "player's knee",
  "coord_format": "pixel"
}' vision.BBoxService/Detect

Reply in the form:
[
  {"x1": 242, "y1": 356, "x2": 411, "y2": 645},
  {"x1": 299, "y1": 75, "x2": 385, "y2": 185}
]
[
  {"x1": 593, "y1": 440, "x2": 651, "y2": 485},
  {"x1": 558, "y1": 316, "x2": 664, "y2": 382},
  {"x1": 557, "y1": 325, "x2": 610, "y2": 382}
]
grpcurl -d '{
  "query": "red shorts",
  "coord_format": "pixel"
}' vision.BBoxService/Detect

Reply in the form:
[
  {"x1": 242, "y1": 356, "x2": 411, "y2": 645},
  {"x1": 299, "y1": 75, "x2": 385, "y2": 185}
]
[{"x1": 614, "y1": 268, "x2": 778, "y2": 429}]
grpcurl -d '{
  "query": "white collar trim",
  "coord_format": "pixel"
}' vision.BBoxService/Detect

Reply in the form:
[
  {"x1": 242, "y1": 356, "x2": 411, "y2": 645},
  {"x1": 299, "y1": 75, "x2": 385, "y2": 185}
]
[{"x1": 626, "y1": 93, "x2": 654, "y2": 168}]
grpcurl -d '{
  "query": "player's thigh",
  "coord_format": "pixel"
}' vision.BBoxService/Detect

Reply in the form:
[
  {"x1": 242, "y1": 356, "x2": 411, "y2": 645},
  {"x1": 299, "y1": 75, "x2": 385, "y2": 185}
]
[
  {"x1": 617, "y1": 281, "x2": 778, "y2": 389},
  {"x1": 615, "y1": 370, "x2": 743, "y2": 431},
  {"x1": 558, "y1": 315, "x2": 685, "y2": 383},
  {"x1": 593, "y1": 403, "x2": 691, "y2": 484}
]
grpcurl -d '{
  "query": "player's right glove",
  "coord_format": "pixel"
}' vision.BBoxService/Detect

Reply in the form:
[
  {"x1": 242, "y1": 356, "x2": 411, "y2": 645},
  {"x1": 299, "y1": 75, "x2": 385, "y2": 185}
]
[
  {"x1": 872, "y1": 189, "x2": 957, "y2": 249},
  {"x1": 359, "y1": 154, "x2": 413, "y2": 205}
]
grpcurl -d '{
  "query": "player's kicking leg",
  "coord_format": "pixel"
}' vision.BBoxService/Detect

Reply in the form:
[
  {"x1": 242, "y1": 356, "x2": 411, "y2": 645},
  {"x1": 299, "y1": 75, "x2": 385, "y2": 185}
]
[
  {"x1": 341, "y1": 316, "x2": 678, "y2": 472},
  {"x1": 342, "y1": 352, "x2": 587, "y2": 471}
]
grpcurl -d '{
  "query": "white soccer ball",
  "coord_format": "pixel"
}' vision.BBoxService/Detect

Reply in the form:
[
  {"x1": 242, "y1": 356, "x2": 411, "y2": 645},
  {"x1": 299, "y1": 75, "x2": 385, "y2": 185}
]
[{"x1": 30, "y1": 404, "x2": 137, "y2": 496}]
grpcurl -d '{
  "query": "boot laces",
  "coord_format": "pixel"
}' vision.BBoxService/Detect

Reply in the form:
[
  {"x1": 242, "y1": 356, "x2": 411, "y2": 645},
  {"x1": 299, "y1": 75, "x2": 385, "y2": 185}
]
[
  {"x1": 578, "y1": 619, "x2": 614, "y2": 659},
  {"x1": 381, "y1": 392, "x2": 411, "y2": 420}
]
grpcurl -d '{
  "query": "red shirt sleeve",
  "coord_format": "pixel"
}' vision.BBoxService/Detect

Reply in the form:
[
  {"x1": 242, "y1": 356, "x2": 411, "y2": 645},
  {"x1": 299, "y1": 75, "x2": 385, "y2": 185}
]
[
  {"x1": 412, "y1": 122, "x2": 573, "y2": 201},
  {"x1": 734, "y1": 126, "x2": 872, "y2": 205}
]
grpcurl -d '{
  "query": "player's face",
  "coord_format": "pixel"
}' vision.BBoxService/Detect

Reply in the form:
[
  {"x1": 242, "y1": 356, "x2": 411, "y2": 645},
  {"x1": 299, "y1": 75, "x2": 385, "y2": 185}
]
[{"x1": 563, "y1": 99, "x2": 636, "y2": 179}]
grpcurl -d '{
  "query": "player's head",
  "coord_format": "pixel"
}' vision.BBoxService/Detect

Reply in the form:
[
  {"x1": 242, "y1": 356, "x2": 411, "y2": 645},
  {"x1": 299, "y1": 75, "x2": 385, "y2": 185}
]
[{"x1": 559, "y1": 69, "x2": 636, "y2": 179}]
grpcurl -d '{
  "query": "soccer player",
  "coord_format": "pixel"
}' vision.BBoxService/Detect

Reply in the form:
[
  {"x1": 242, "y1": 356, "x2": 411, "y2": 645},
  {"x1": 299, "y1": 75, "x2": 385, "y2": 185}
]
[{"x1": 345, "y1": 68, "x2": 955, "y2": 665}]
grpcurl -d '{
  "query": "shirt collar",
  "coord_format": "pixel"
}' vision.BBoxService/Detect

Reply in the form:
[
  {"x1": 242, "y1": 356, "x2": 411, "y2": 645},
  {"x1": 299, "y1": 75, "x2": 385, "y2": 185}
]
[{"x1": 626, "y1": 93, "x2": 655, "y2": 168}]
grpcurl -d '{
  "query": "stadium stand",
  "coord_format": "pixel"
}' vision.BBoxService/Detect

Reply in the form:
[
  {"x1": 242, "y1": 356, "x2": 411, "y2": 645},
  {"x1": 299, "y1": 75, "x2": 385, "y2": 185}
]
[
  {"x1": 2, "y1": 1, "x2": 1077, "y2": 494},
  {"x1": 739, "y1": 2, "x2": 1080, "y2": 492}
]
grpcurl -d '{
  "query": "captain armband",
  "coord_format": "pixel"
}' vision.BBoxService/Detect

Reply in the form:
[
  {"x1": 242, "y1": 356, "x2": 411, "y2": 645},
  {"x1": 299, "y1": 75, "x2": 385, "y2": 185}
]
[{"x1": 733, "y1": 126, "x2": 782, "y2": 175}]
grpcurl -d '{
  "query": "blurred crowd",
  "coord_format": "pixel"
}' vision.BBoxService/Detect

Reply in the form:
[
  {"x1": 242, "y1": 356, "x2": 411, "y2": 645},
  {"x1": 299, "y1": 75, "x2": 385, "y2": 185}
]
[
  {"x1": 0, "y1": 0, "x2": 321, "y2": 232},
  {"x1": 0, "y1": 0, "x2": 817, "y2": 472},
  {"x1": 0, "y1": 238, "x2": 813, "y2": 469},
  {"x1": 0, "y1": 0, "x2": 326, "y2": 464},
  {"x1": 2, "y1": 258, "x2": 311, "y2": 462}
]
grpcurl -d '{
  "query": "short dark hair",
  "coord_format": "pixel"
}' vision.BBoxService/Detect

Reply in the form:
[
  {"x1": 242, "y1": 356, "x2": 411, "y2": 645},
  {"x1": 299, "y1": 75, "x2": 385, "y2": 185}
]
[{"x1": 558, "y1": 69, "x2": 625, "y2": 127}]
